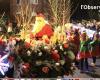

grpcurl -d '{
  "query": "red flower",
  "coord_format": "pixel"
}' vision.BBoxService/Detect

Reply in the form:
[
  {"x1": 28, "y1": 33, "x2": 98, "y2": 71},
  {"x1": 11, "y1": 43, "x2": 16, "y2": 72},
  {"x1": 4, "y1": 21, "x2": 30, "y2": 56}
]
[
  {"x1": 0, "y1": 39, "x2": 5, "y2": 46},
  {"x1": 45, "y1": 39, "x2": 50, "y2": 44},
  {"x1": 23, "y1": 63, "x2": 30, "y2": 68},
  {"x1": 51, "y1": 50, "x2": 60, "y2": 62},
  {"x1": 42, "y1": 66, "x2": 49, "y2": 73},
  {"x1": 23, "y1": 63, "x2": 30, "y2": 72},
  {"x1": 8, "y1": 56, "x2": 14, "y2": 62},
  {"x1": 63, "y1": 43, "x2": 69, "y2": 48},
  {"x1": 25, "y1": 42, "x2": 31, "y2": 48}
]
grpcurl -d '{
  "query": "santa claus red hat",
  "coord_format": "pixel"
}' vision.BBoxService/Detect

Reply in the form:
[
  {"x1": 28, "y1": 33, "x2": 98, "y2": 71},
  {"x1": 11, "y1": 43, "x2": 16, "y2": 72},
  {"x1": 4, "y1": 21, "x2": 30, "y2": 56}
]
[{"x1": 36, "y1": 13, "x2": 45, "y2": 18}]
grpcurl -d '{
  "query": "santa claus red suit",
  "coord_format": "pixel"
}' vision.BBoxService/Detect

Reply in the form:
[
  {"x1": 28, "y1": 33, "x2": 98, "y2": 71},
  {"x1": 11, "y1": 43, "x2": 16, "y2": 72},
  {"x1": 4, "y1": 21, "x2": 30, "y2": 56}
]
[
  {"x1": 35, "y1": 24, "x2": 53, "y2": 39},
  {"x1": 31, "y1": 13, "x2": 53, "y2": 40}
]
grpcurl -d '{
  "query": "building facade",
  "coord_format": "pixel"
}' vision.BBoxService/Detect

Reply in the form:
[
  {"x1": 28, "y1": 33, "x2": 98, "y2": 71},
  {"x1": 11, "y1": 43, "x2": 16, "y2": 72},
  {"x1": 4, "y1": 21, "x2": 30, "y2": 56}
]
[
  {"x1": 10, "y1": 0, "x2": 39, "y2": 19},
  {"x1": 10, "y1": 0, "x2": 52, "y2": 20}
]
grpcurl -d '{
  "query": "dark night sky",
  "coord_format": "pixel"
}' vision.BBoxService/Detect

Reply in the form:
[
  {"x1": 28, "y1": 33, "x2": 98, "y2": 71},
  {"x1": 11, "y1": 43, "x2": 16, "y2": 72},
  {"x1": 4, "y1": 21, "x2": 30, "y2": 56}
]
[
  {"x1": 71, "y1": 0, "x2": 100, "y2": 20},
  {"x1": 0, "y1": 0, "x2": 100, "y2": 20}
]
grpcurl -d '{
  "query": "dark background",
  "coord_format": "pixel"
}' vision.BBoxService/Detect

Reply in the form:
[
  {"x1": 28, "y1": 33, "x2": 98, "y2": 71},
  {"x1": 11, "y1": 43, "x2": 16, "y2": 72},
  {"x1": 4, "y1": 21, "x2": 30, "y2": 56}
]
[
  {"x1": 0, "y1": 0, "x2": 10, "y2": 15},
  {"x1": 0, "y1": 0, "x2": 100, "y2": 20},
  {"x1": 71, "y1": 0, "x2": 100, "y2": 20}
]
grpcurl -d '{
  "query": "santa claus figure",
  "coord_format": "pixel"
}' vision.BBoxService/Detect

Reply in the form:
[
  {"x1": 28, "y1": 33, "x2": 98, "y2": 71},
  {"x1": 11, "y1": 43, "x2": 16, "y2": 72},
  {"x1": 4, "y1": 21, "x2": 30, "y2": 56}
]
[{"x1": 31, "y1": 13, "x2": 53, "y2": 40}]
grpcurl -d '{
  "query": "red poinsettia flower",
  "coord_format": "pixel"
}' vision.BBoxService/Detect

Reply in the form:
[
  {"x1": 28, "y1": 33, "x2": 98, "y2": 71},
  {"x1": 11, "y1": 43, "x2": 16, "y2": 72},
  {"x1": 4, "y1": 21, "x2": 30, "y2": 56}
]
[
  {"x1": 0, "y1": 39, "x2": 5, "y2": 46},
  {"x1": 63, "y1": 43, "x2": 69, "y2": 48},
  {"x1": 23, "y1": 63, "x2": 30, "y2": 72},
  {"x1": 51, "y1": 50, "x2": 60, "y2": 62},
  {"x1": 42, "y1": 66, "x2": 49, "y2": 73},
  {"x1": 23, "y1": 63, "x2": 30, "y2": 68},
  {"x1": 8, "y1": 56, "x2": 14, "y2": 62},
  {"x1": 24, "y1": 42, "x2": 31, "y2": 48}
]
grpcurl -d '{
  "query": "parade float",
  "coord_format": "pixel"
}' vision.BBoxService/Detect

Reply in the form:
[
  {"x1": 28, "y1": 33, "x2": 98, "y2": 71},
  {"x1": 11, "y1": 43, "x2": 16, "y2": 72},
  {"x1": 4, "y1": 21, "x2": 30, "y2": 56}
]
[{"x1": 0, "y1": 0, "x2": 77, "y2": 78}]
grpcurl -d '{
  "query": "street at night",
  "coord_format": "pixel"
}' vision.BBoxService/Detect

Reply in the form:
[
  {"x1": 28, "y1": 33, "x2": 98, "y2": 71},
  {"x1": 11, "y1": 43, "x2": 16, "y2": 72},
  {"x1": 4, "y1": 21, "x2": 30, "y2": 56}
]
[{"x1": 0, "y1": 0, "x2": 99, "y2": 79}]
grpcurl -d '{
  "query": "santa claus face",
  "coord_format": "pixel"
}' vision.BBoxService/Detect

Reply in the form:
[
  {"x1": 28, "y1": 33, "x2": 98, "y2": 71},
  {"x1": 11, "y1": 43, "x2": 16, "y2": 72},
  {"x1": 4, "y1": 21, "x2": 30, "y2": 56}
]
[
  {"x1": 33, "y1": 17, "x2": 46, "y2": 33},
  {"x1": 35, "y1": 17, "x2": 45, "y2": 26}
]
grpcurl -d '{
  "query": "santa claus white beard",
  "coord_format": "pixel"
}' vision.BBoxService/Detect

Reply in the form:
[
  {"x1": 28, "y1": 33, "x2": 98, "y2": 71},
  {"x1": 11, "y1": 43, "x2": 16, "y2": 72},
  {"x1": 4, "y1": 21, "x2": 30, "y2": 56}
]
[{"x1": 32, "y1": 21, "x2": 45, "y2": 34}]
